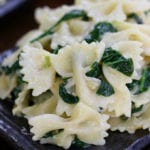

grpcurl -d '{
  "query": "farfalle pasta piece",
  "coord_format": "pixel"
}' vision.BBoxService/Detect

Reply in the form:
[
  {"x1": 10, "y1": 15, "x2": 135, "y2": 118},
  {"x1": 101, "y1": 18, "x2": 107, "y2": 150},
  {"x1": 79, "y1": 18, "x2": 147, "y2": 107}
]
[
  {"x1": 19, "y1": 45, "x2": 55, "y2": 96},
  {"x1": 51, "y1": 20, "x2": 91, "y2": 49},
  {"x1": 0, "y1": 74, "x2": 16, "y2": 99},
  {"x1": 109, "y1": 104, "x2": 150, "y2": 133},
  {"x1": 29, "y1": 102, "x2": 110, "y2": 149},
  {"x1": 102, "y1": 29, "x2": 150, "y2": 55},
  {"x1": 35, "y1": 6, "x2": 72, "y2": 31},
  {"x1": 50, "y1": 78, "x2": 73, "y2": 116},
  {"x1": 103, "y1": 65, "x2": 132, "y2": 117},
  {"x1": 51, "y1": 23, "x2": 82, "y2": 49},
  {"x1": 50, "y1": 41, "x2": 105, "y2": 77},
  {"x1": 108, "y1": 115, "x2": 141, "y2": 133},
  {"x1": 132, "y1": 89, "x2": 150, "y2": 107},
  {"x1": 2, "y1": 49, "x2": 21, "y2": 67},
  {"x1": 22, "y1": 96, "x2": 57, "y2": 118},
  {"x1": 73, "y1": 53, "x2": 113, "y2": 111},
  {"x1": 17, "y1": 30, "x2": 44, "y2": 47},
  {"x1": 13, "y1": 86, "x2": 31, "y2": 116},
  {"x1": 139, "y1": 104, "x2": 150, "y2": 131},
  {"x1": 111, "y1": 41, "x2": 144, "y2": 78}
]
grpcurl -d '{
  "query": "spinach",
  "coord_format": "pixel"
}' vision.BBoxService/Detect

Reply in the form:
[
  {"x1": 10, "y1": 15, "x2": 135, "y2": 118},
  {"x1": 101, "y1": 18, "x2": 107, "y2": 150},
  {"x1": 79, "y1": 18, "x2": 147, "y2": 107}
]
[
  {"x1": 86, "y1": 62, "x2": 101, "y2": 78},
  {"x1": 96, "y1": 80, "x2": 114, "y2": 96},
  {"x1": 84, "y1": 22, "x2": 117, "y2": 43},
  {"x1": 144, "y1": 9, "x2": 150, "y2": 16},
  {"x1": 31, "y1": 9, "x2": 89, "y2": 43},
  {"x1": 43, "y1": 129, "x2": 64, "y2": 138},
  {"x1": 137, "y1": 66, "x2": 150, "y2": 94},
  {"x1": 127, "y1": 13, "x2": 143, "y2": 24},
  {"x1": 1, "y1": 59, "x2": 22, "y2": 75},
  {"x1": 127, "y1": 66, "x2": 150, "y2": 94},
  {"x1": 59, "y1": 82, "x2": 79, "y2": 104},
  {"x1": 102, "y1": 47, "x2": 134, "y2": 76},
  {"x1": 86, "y1": 61, "x2": 114, "y2": 97},
  {"x1": 86, "y1": 47, "x2": 134, "y2": 96},
  {"x1": 51, "y1": 45, "x2": 63, "y2": 54},
  {"x1": 131, "y1": 102, "x2": 143, "y2": 114},
  {"x1": 11, "y1": 75, "x2": 25, "y2": 99},
  {"x1": 72, "y1": 137, "x2": 91, "y2": 148},
  {"x1": 126, "y1": 79, "x2": 139, "y2": 91}
]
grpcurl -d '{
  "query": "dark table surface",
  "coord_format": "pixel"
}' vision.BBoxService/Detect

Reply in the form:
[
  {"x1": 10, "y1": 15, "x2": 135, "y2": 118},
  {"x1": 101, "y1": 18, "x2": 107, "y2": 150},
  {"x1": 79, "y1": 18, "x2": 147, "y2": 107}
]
[{"x1": 0, "y1": 1, "x2": 73, "y2": 149}]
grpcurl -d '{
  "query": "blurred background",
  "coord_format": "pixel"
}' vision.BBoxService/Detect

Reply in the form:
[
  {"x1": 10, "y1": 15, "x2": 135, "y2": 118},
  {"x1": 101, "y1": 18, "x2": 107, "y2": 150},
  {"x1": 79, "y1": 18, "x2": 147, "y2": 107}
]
[
  {"x1": 0, "y1": 0, "x2": 73, "y2": 149},
  {"x1": 0, "y1": 0, "x2": 73, "y2": 52}
]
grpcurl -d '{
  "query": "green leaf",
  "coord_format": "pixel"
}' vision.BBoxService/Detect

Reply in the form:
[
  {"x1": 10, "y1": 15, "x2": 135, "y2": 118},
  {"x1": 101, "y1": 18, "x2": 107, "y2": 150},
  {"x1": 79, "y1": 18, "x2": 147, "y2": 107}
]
[
  {"x1": 1, "y1": 59, "x2": 22, "y2": 75},
  {"x1": 86, "y1": 62, "x2": 101, "y2": 78},
  {"x1": 72, "y1": 137, "x2": 91, "y2": 148},
  {"x1": 43, "y1": 129, "x2": 64, "y2": 138},
  {"x1": 102, "y1": 47, "x2": 134, "y2": 76},
  {"x1": 11, "y1": 75, "x2": 25, "y2": 99},
  {"x1": 96, "y1": 80, "x2": 114, "y2": 96},
  {"x1": 127, "y1": 13, "x2": 143, "y2": 24},
  {"x1": 137, "y1": 66, "x2": 150, "y2": 94},
  {"x1": 126, "y1": 79, "x2": 139, "y2": 91},
  {"x1": 131, "y1": 102, "x2": 143, "y2": 114},
  {"x1": 51, "y1": 45, "x2": 63, "y2": 54},
  {"x1": 144, "y1": 9, "x2": 150, "y2": 16},
  {"x1": 31, "y1": 9, "x2": 89, "y2": 43},
  {"x1": 86, "y1": 61, "x2": 114, "y2": 97},
  {"x1": 127, "y1": 66, "x2": 150, "y2": 94},
  {"x1": 84, "y1": 22, "x2": 117, "y2": 43},
  {"x1": 58, "y1": 9, "x2": 89, "y2": 22},
  {"x1": 59, "y1": 82, "x2": 79, "y2": 104}
]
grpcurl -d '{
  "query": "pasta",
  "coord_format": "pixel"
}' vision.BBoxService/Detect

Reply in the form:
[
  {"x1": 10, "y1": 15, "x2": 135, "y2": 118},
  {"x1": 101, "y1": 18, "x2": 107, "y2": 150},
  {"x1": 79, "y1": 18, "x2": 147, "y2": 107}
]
[{"x1": 0, "y1": 0, "x2": 150, "y2": 149}]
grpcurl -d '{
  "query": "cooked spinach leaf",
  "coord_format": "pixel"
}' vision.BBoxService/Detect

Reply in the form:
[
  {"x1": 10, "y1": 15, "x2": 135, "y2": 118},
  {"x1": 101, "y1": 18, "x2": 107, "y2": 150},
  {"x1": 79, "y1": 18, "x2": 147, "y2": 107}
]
[
  {"x1": 102, "y1": 47, "x2": 134, "y2": 76},
  {"x1": 144, "y1": 9, "x2": 150, "y2": 16},
  {"x1": 86, "y1": 62, "x2": 101, "y2": 78},
  {"x1": 86, "y1": 61, "x2": 114, "y2": 97},
  {"x1": 43, "y1": 129, "x2": 64, "y2": 138},
  {"x1": 137, "y1": 66, "x2": 150, "y2": 94},
  {"x1": 84, "y1": 22, "x2": 117, "y2": 43},
  {"x1": 31, "y1": 9, "x2": 89, "y2": 43},
  {"x1": 96, "y1": 80, "x2": 114, "y2": 96},
  {"x1": 11, "y1": 75, "x2": 25, "y2": 99},
  {"x1": 59, "y1": 82, "x2": 79, "y2": 104},
  {"x1": 131, "y1": 102, "x2": 143, "y2": 114},
  {"x1": 126, "y1": 79, "x2": 139, "y2": 91},
  {"x1": 1, "y1": 59, "x2": 22, "y2": 75},
  {"x1": 127, "y1": 13, "x2": 143, "y2": 24},
  {"x1": 86, "y1": 47, "x2": 134, "y2": 96},
  {"x1": 51, "y1": 45, "x2": 63, "y2": 54},
  {"x1": 72, "y1": 137, "x2": 91, "y2": 148},
  {"x1": 127, "y1": 66, "x2": 150, "y2": 94}
]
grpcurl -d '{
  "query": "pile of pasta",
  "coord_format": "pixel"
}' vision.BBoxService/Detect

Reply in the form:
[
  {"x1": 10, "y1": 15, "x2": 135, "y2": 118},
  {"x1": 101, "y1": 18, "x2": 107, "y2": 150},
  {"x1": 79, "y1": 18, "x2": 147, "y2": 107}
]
[{"x1": 0, "y1": 0, "x2": 150, "y2": 149}]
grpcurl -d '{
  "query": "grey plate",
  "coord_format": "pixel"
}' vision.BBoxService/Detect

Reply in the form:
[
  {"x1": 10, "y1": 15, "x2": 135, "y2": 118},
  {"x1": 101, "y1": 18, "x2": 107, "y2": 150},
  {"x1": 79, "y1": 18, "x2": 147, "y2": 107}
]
[
  {"x1": 0, "y1": 0, "x2": 27, "y2": 18},
  {"x1": 0, "y1": 49, "x2": 150, "y2": 150}
]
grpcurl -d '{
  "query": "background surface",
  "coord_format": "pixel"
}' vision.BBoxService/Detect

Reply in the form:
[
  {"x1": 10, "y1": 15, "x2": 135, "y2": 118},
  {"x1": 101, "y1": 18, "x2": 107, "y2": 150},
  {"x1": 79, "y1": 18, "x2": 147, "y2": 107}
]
[{"x1": 0, "y1": 0, "x2": 73, "y2": 52}]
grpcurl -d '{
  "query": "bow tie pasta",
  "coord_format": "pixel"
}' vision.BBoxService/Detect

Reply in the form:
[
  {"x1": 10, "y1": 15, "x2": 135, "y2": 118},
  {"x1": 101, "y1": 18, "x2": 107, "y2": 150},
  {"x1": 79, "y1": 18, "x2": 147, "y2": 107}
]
[
  {"x1": 0, "y1": 0, "x2": 150, "y2": 149},
  {"x1": 29, "y1": 102, "x2": 110, "y2": 149}
]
